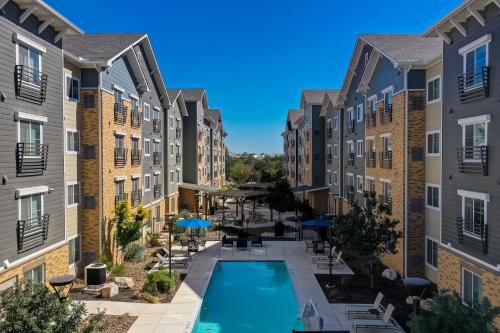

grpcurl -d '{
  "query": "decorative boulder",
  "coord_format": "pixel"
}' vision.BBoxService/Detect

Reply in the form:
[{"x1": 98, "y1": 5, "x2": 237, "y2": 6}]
[
  {"x1": 114, "y1": 276, "x2": 135, "y2": 289},
  {"x1": 381, "y1": 268, "x2": 397, "y2": 281},
  {"x1": 101, "y1": 282, "x2": 119, "y2": 298}
]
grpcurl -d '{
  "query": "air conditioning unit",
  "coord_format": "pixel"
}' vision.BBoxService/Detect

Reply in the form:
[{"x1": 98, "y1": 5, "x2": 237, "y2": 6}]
[{"x1": 84, "y1": 263, "x2": 107, "y2": 289}]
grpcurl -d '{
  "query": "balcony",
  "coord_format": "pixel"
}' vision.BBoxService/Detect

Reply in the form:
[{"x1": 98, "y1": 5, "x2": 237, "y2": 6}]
[
  {"x1": 457, "y1": 146, "x2": 488, "y2": 176},
  {"x1": 327, "y1": 128, "x2": 333, "y2": 139},
  {"x1": 366, "y1": 151, "x2": 376, "y2": 168},
  {"x1": 379, "y1": 151, "x2": 392, "y2": 169},
  {"x1": 176, "y1": 153, "x2": 182, "y2": 164},
  {"x1": 14, "y1": 65, "x2": 48, "y2": 104},
  {"x1": 131, "y1": 190, "x2": 142, "y2": 208},
  {"x1": 456, "y1": 217, "x2": 488, "y2": 254},
  {"x1": 379, "y1": 104, "x2": 392, "y2": 124},
  {"x1": 305, "y1": 155, "x2": 310, "y2": 164},
  {"x1": 378, "y1": 195, "x2": 392, "y2": 215},
  {"x1": 17, "y1": 214, "x2": 49, "y2": 252},
  {"x1": 345, "y1": 185, "x2": 355, "y2": 203},
  {"x1": 154, "y1": 184, "x2": 162, "y2": 199},
  {"x1": 198, "y1": 153, "x2": 203, "y2": 162},
  {"x1": 366, "y1": 110, "x2": 377, "y2": 128},
  {"x1": 175, "y1": 127, "x2": 182, "y2": 139},
  {"x1": 346, "y1": 120, "x2": 355, "y2": 134},
  {"x1": 114, "y1": 147, "x2": 128, "y2": 167},
  {"x1": 364, "y1": 191, "x2": 377, "y2": 206},
  {"x1": 327, "y1": 154, "x2": 332, "y2": 165},
  {"x1": 131, "y1": 110, "x2": 142, "y2": 128},
  {"x1": 458, "y1": 67, "x2": 489, "y2": 104},
  {"x1": 114, "y1": 103, "x2": 128, "y2": 125},
  {"x1": 153, "y1": 119, "x2": 161, "y2": 133},
  {"x1": 131, "y1": 149, "x2": 142, "y2": 166},
  {"x1": 115, "y1": 193, "x2": 129, "y2": 206},
  {"x1": 347, "y1": 152, "x2": 355, "y2": 166},
  {"x1": 153, "y1": 151, "x2": 162, "y2": 165},
  {"x1": 16, "y1": 143, "x2": 49, "y2": 175}
]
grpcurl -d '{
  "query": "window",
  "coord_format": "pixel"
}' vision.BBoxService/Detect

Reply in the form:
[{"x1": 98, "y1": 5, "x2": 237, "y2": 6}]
[
  {"x1": 427, "y1": 76, "x2": 441, "y2": 102},
  {"x1": 115, "y1": 135, "x2": 124, "y2": 149},
  {"x1": 131, "y1": 97, "x2": 139, "y2": 111},
  {"x1": 327, "y1": 170, "x2": 332, "y2": 185},
  {"x1": 462, "y1": 122, "x2": 487, "y2": 149},
  {"x1": 24, "y1": 264, "x2": 44, "y2": 284},
  {"x1": 153, "y1": 141, "x2": 160, "y2": 154},
  {"x1": 154, "y1": 174, "x2": 161, "y2": 187},
  {"x1": 369, "y1": 97, "x2": 377, "y2": 113},
  {"x1": 144, "y1": 139, "x2": 150, "y2": 156},
  {"x1": 357, "y1": 140, "x2": 364, "y2": 157},
  {"x1": 69, "y1": 236, "x2": 80, "y2": 265},
  {"x1": 83, "y1": 145, "x2": 96, "y2": 159},
  {"x1": 333, "y1": 116, "x2": 338, "y2": 130},
  {"x1": 356, "y1": 103, "x2": 364, "y2": 122},
  {"x1": 333, "y1": 171, "x2": 338, "y2": 185},
  {"x1": 426, "y1": 185, "x2": 440, "y2": 209},
  {"x1": 382, "y1": 181, "x2": 392, "y2": 200},
  {"x1": 356, "y1": 175, "x2": 363, "y2": 193},
  {"x1": 67, "y1": 183, "x2": 80, "y2": 207},
  {"x1": 114, "y1": 89, "x2": 123, "y2": 104},
  {"x1": 462, "y1": 194, "x2": 486, "y2": 237},
  {"x1": 384, "y1": 89, "x2": 393, "y2": 106},
  {"x1": 333, "y1": 144, "x2": 338, "y2": 158},
  {"x1": 176, "y1": 170, "x2": 180, "y2": 183},
  {"x1": 19, "y1": 120, "x2": 42, "y2": 147},
  {"x1": 460, "y1": 35, "x2": 490, "y2": 88},
  {"x1": 66, "y1": 130, "x2": 79, "y2": 153},
  {"x1": 17, "y1": 43, "x2": 42, "y2": 85},
  {"x1": 20, "y1": 193, "x2": 43, "y2": 224},
  {"x1": 348, "y1": 109, "x2": 355, "y2": 122},
  {"x1": 143, "y1": 103, "x2": 151, "y2": 121},
  {"x1": 115, "y1": 180, "x2": 125, "y2": 197},
  {"x1": 153, "y1": 109, "x2": 160, "y2": 121},
  {"x1": 462, "y1": 269, "x2": 482, "y2": 307},
  {"x1": 382, "y1": 136, "x2": 392, "y2": 152},
  {"x1": 144, "y1": 174, "x2": 151, "y2": 191},
  {"x1": 65, "y1": 76, "x2": 79, "y2": 101},
  {"x1": 366, "y1": 178, "x2": 375, "y2": 194},
  {"x1": 170, "y1": 143, "x2": 174, "y2": 156},
  {"x1": 427, "y1": 131, "x2": 440, "y2": 155},
  {"x1": 347, "y1": 141, "x2": 354, "y2": 154},
  {"x1": 426, "y1": 238, "x2": 438, "y2": 268},
  {"x1": 347, "y1": 174, "x2": 354, "y2": 187},
  {"x1": 170, "y1": 115, "x2": 174, "y2": 129}
]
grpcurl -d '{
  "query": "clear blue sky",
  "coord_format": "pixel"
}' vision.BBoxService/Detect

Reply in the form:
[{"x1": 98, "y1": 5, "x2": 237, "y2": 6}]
[{"x1": 47, "y1": 0, "x2": 461, "y2": 154}]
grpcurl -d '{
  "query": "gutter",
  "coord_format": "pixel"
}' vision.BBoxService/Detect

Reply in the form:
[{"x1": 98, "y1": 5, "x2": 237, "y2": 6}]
[
  {"x1": 98, "y1": 69, "x2": 103, "y2": 255},
  {"x1": 403, "y1": 65, "x2": 411, "y2": 278}
]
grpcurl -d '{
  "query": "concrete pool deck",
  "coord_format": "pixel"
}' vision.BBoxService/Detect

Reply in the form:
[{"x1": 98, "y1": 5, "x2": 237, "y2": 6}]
[{"x1": 83, "y1": 241, "x2": 404, "y2": 333}]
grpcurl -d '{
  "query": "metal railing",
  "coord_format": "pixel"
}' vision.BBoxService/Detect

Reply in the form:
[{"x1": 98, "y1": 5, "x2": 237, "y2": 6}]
[
  {"x1": 14, "y1": 65, "x2": 48, "y2": 104},
  {"x1": 379, "y1": 151, "x2": 392, "y2": 169},
  {"x1": 346, "y1": 120, "x2": 355, "y2": 134},
  {"x1": 131, "y1": 190, "x2": 142, "y2": 207},
  {"x1": 345, "y1": 185, "x2": 355, "y2": 202},
  {"x1": 114, "y1": 147, "x2": 128, "y2": 167},
  {"x1": 326, "y1": 128, "x2": 332, "y2": 139},
  {"x1": 366, "y1": 151, "x2": 376, "y2": 168},
  {"x1": 115, "y1": 193, "x2": 129, "y2": 206},
  {"x1": 378, "y1": 195, "x2": 392, "y2": 215},
  {"x1": 17, "y1": 214, "x2": 49, "y2": 251},
  {"x1": 154, "y1": 184, "x2": 162, "y2": 199},
  {"x1": 131, "y1": 149, "x2": 142, "y2": 166},
  {"x1": 458, "y1": 67, "x2": 489, "y2": 104},
  {"x1": 175, "y1": 127, "x2": 182, "y2": 139},
  {"x1": 153, "y1": 119, "x2": 161, "y2": 133},
  {"x1": 16, "y1": 143, "x2": 49, "y2": 175},
  {"x1": 153, "y1": 151, "x2": 161, "y2": 165},
  {"x1": 114, "y1": 103, "x2": 128, "y2": 125},
  {"x1": 176, "y1": 153, "x2": 182, "y2": 164},
  {"x1": 457, "y1": 217, "x2": 488, "y2": 254},
  {"x1": 366, "y1": 110, "x2": 377, "y2": 128},
  {"x1": 131, "y1": 110, "x2": 142, "y2": 128},
  {"x1": 457, "y1": 146, "x2": 488, "y2": 176},
  {"x1": 379, "y1": 104, "x2": 392, "y2": 124},
  {"x1": 347, "y1": 152, "x2": 355, "y2": 166}
]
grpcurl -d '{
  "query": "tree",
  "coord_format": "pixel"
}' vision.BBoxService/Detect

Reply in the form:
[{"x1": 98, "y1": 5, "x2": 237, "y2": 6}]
[
  {"x1": 0, "y1": 282, "x2": 104, "y2": 333},
  {"x1": 115, "y1": 201, "x2": 148, "y2": 249},
  {"x1": 266, "y1": 178, "x2": 296, "y2": 221},
  {"x1": 334, "y1": 201, "x2": 402, "y2": 289},
  {"x1": 408, "y1": 292, "x2": 500, "y2": 333},
  {"x1": 229, "y1": 160, "x2": 250, "y2": 184}
]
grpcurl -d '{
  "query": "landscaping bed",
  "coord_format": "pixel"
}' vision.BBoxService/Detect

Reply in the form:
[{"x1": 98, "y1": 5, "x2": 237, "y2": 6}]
[{"x1": 87, "y1": 314, "x2": 137, "y2": 333}]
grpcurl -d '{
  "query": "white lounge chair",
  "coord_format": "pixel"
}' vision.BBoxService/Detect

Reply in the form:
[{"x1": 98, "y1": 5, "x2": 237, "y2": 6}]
[
  {"x1": 352, "y1": 304, "x2": 400, "y2": 333},
  {"x1": 162, "y1": 248, "x2": 192, "y2": 260},
  {"x1": 345, "y1": 292, "x2": 385, "y2": 319},
  {"x1": 156, "y1": 253, "x2": 188, "y2": 268},
  {"x1": 316, "y1": 251, "x2": 343, "y2": 268},
  {"x1": 311, "y1": 246, "x2": 336, "y2": 263},
  {"x1": 305, "y1": 240, "x2": 314, "y2": 252}
]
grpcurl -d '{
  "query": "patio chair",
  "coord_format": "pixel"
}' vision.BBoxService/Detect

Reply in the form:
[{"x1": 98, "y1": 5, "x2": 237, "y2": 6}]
[
  {"x1": 251, "y1": 236, "x2": 263, "y2": 247},
  {"x1": 162, "y1": 248, "x2": 192, "y2": 261},
  {"x1": 313, "y1": 241, "x2": 325, "y2": 254},
  {"x1": 222, "y1": 235, "x2": 234, "y2": 247},
  {"x1": 345, "y1": 292, "x2": 385, "y2": 320},
  {"x1": 155, "y1": 253, "x2": 188, "y2": 268},
  {"x1": 236, "y1": 238, "x2": 248, "y2": 250},
  {"x1": 180, "y1": 239, "x2": 189, "y2": 251},
  {"x1": 197, "y1": 239, "x2": 207, "y2": 250},
  {"x1": 316, "y1": 251, "x2": 343, "y2": 269},
  {"x1": 305, "y1": 240, "x2": 314, "y2": 252},
  {"x1": 352, "y1": 304, "x2": 399, "y2": 333},
  {"x1": 311, "y1": 246, "x2": 336, "y2": 263}
]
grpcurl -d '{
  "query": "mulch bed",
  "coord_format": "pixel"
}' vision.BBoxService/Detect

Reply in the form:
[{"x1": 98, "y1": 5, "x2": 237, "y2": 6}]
[
  {"x1": 315, "y1": 260, "x2": 437, "y2": 332},
  {"x1": 88, "y1": 314, "x2": 137, "y2": 333}
]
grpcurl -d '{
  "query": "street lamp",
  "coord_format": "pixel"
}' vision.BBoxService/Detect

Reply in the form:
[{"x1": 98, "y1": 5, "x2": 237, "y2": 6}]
[
  {"x1": 48, "y1": 274, "x2": 75, "y2": 302},
  {"x1": 326, "y1": 216, "x2": 336, "y2": 289}
]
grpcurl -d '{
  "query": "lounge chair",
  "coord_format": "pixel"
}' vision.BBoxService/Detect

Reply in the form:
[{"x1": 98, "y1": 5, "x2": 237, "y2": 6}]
[
  {"x1": 197, "y1": 239, "x2": 207, "y2": 250},
  {"x1": 236, "y1": 238, "x2": 248, "y2": 250},
  {"x1": 345, "y1": 292, "x2": 385, "y2": 319},
  {"x1": 311, "y1": 246, "x2": 336, "y2": 262},
  {"x1": 352, "y1": 304, "x2": 399, "y2": 333},
  {"x1": 305, "y1": 240, "x2": 314, "y2": 252},
  {"x1": 222, "y1": 235, "x2": 234, "y2": 247},
  {"x1": 252, "y1": 236, "x2": 263, "y2": 247},
  {"x1": 155, "y1": 253, "x2": 188, "y2": 268},
  {"x1": 316, "y1": 251, "x2": 343, "y2": 269},
  {"x1": 162, "y1": 248, "x2": 192, "y2": 260},
  {"x1": 180, "y1": 239, "x2": 189, "y2": 251}
]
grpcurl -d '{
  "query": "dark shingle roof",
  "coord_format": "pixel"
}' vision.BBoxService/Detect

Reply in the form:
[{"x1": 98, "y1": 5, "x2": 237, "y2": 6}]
[
  {"x1": 64, "y1": 33, "x2": 146, "y2": 62},
  {"x1": 301, "y1": 89, "x2": 327, "y2": 106},
  {"x1": 166, "y1": 89, "x2": 181, "y2": 103},
  {"x1": 206, "y1": 108, "x2": 221, "y2": 123},
  {"x1": 360, "y1": 34, "x2": 442, "y2": 65},
  {"x1": 287, "y1": 109, "x2": 302, "y2": 127},
  {"x1": 177, "y1": 88, "x2": 206, "y2": 102}
]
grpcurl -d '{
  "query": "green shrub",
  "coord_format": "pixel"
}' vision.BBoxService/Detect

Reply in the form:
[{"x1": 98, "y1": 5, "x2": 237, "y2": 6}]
[
  {"x1": 96, "y1": 255, "x2": 113, "y2": 270},
  {"x1": 110, "y1": 263, "x2": 125, "y2": 277},
  {"x1": 124, "y1": 242, "x2": 145, "y2": 261},
  {"x1": 143, "y1": 270, "x2": 179, "y2": 296},
  {"x1": 143, "y1": 293, "x2": 160, "y2": 304},
  {"x1": 147, "y1": 232, "x2": 161, "y2": 247}
]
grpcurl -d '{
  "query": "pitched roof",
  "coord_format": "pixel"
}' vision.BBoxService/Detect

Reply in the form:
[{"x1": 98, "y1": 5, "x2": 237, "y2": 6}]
[
  {"x1": 300, "y1": 89, "x2": 327, "y2": 108},
  {"x1": 206, "y1": 108, "x2": 221, "y2": 123},
  {"x1": 166, "y1": 89, "x2": 188, "y2": 117},
  {"x1": 167, "y1": 89, "x2": 181, "y2": 102},
  {"x1": 359, "y1": 34, "x2": 442, "y2": 66},
  {"x1": 178, "y1": 88, "x2": 206, "y2": 102},
  {"x1": 320, "y1": 89, "x2": 340, "y2": 117},
  {"x1": 286, "y1": 109, "x2": 303, "y2": 129},
  {"x1": 64, "y1": 33, "x2": 146, "y2": 62}
]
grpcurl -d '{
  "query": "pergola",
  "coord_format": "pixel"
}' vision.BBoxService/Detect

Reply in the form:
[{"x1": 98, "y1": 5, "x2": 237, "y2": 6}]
[{"x1": 210, "y1": 189, "x2": 268, "y2": 221}]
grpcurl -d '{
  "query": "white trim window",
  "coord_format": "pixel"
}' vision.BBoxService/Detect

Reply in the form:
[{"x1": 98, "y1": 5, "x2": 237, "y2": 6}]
[
  {"x1": 144, "y1": 174, "x2": 151, "y2": 192},
  {"x1": 356, "y1": 175, "x2": 363, "y2": 193},
  {"x1": 356, "y1": 140, "x2": 364, "y2": 157},
  {"x1": 18, "y1": 119, "x2": 43, "y2": 156},
  {"x1": 426, "y1": 131, "x2": 440, "y2": 156},
  {"x1": 170, "y1": 115, "x2": 174, "y2": 129},
  {"x1": 347, "y1": 140, "x2": 355, "y2": 154},
  {"x1": 66, "y1": 129, "x2": 79, "y2": 154},
  {"x1": 333, "y1": 144, "x2": 338, "y2": 158},
  {"x1": 170, "y1": 171, "x2": 175, "y2": 183},
  {"x1": 65, "y1": 75, "x2": 80, "y2": 101},
  {"x1": 426, "y1": 237, "x2": 438, "y2": 269},
  {"x1": 368, "y1": 95, "x2": 377, "y2": 113},
  {"x1": 458, "y1": 189, "x2": 489, "y2": 238},
  {"x1": 327, "y1": 170, "x2": 332, "y2": 185},
  {"x1": 67, "y1": 182, "x2": 80, "y2": 208},
  {"x1": 170, "y1": 143, "x2": 174, "y2": 156},
  {"x1": 462, "y1": 268, "x2": 482, "y2": 307},
  {"x1": 16, "y1": 41, "x2": 43, "y2": 86},
  {"x1": 333, "y1": 116, "x2": 338, "y2": 130},
  {"x1": 426, "y1": 184, "x2": 440, "y2": 210},
  {"x1": 18, "y1": 192, "x2": 44, "y2": 231},
  {"x1": 143, "y1": 103, "x2": 151, "y2": 121},
  {"x1": 356, "y1": 103, "x2": 364, "y2": 122},
  {"x1": 346, "y1": 173, "x2": 354, "y2": 188},
  {"x1": 459, "y1": 115, "x2": 489, "y2": 161},
  {"x1": 333, "y1": 171, "x2": 338, "y2": 185},
  {"x1": 24, "y1": 263, "x2": 45, "y2": 284},
  {"x1": 459, "y1": 34, "x2": 490, "y2": 89},
  {"x1": 68, "y1": 235, "x2": 81, "y2": 265},
  {"x1": 143, "y1": 139, "x2": 150, "y2": 156},
  {"x1": 427, "y1": 76, "x2": 441, "y2": 103}
]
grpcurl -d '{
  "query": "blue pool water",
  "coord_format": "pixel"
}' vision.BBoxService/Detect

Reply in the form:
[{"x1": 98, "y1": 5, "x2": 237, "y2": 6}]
[{"x1": 193, "y1": 261, "x2": 304, "y2": 333}]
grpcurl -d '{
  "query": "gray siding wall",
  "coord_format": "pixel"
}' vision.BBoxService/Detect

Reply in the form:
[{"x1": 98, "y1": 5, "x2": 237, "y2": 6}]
[
  {"x1": 326, "y1": 103, "x2": 343, "y2": 196},
  {"x1": 101, "y1": 57, "x2": 139, "y2": 96},
  {"x1": 441, "y1": 3, "x2": 500, "y2": 266},
  {"x1": 0, "y1": 2, "x2": 65, "y2": 262},
  {"x1": 311, "y1": 105, "x2": 325, "y2": 186},
  {"x1": 367, "y1": 56, "x2": 405, "y2": 100},
  {"x1": 166, "y1": 99, "x2": 183, "y2": 196},
  {"x1": 182, "y1": 101, "x2": 199, "y2": 184}
]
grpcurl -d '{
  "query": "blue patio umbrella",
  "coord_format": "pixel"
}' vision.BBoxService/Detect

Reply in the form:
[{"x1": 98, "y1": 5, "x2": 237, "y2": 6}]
[
  {"x1": 301, "y1": 219, "x2": 331, "y2": 228},
  {"x1": 176, "y1": 217, "x2": 212, "y2": 228}
]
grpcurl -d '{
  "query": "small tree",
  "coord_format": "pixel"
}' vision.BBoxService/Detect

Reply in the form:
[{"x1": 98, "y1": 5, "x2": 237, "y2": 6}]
[
  {"x1": 408, "y1": 292, "x2": 500, "y2": 333},
  {"x1": 115, "y1": 201, "x2": 148, "y2": 249},
  {"x1": 334, "y1": 202, "x2": 402, "y2": 289},
  {"x1": 266, "y1": 178, "x2": 296, "y2": 221},
  {"x1": 229, "y1": 160, "x2": 250, "y2": 184},
  {"x1": 0, "y1": 282, "x2": 104, "y2": 333}
]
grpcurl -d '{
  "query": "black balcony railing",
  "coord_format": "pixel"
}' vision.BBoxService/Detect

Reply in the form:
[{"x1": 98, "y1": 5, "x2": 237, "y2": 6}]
[
  {"x1": 16, "y1": 143, "x2": 48, "y2": 175},
  {"x1": 378, "y1": 195, "x2": 392, "y2": 215},
  {"x1": 327, "y1": 154, "x2": 332, "y2": 165},
  {"x1": 153, "y1": 119, "x2": 161, "y2": 133},
  {"x1": 14, "y1": 65, "x2": 48, "y2": 104},
  {"x1": 131, "y1": 149, "x2": 141, "y2": 166},
  {"x1": 175, "y1": 127, "x2": 182, "y2": 139},
  {"x1": 114, "y1": 103, "x2": 128, "y2": 125},
  {"x1": 115, "y1": 193, "x2": 129, "y2": 206},
  {"x1": 114, "y1": 147, "x2": 127, "y2": 167},
  {"x1": 346, "y1": 120, "x2": 355, "y2": 134},
  {"x1": 327, "y1": 128, "x2": 333, "y2": 139},
  {"x1": 379, "y1": 151, "x2": 392, "y2": 169},
  {"x1": 458, "y1": 67, "x2": 489, "y2": 104},
  {"x1": 457, "y1": 146, "x2": 488, "y2": 176},
  {"x1": 457, "y1": 217, "x2": 488, "y2": 254},
  {"x1": 198, "y1": 153, "x2": 203, "y2": 162},
  {"x1": 131, "y1": 110, "x2": 142, "y2": 128},
  {"x1": 379, "y1": 104, "x2": 392, "y2": 124},
  {"x1": 131, "y1": 190, "x2": 142, "y2": 208},
  {"x1": 366, "y1": 151, "x2": 376, "y2": 168},
  {"x1": 366, "y1": 110, "x2": 377, "y2": 128},
  {"x1": 345, "y1": 186, "x2": 355, "y2": 203},
  {"x1": 154, "y1": 184, "x2": 162, "y2": 199},
  {"x1": 176, "y1": 153, "x2": 182, "y2": 164},
  {"x1": 364, "y1": 191, "x2": 377, "y2": 205},
  {"x1": 305, "y1": 155, "x2": 310, "y2": 164},
  {"x1": 17, "y1": 214, "x2": 49, "y2": 252},
  {"x1": 153, "y1": 152, "x2": 161, "y2": 165},
  {"x1": 347, "y1": 152, "x2": 355, "y2": 166}
]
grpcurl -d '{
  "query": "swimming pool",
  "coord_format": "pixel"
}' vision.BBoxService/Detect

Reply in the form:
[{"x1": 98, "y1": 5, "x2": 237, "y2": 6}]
[{"x1": 192, "y1": 261, "x2": 304, "y2": 333}]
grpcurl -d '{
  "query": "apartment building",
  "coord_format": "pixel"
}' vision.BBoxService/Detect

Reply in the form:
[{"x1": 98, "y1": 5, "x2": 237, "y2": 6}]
[
  {"x1": 424, "y1": 0, "x2": 500, "y2": 313},
  {"x1": 63, "y1": 33, "x2": 169, "y2": 264},
  {"x1": 284, "y1": 109, "x2": 301, "y2": 186},
  {"x1": 0, "y1": 0, "x2": 82, "y2": 288},
  {"x1": 205, "y1": 109, "x2": 226, "y2": 188}
]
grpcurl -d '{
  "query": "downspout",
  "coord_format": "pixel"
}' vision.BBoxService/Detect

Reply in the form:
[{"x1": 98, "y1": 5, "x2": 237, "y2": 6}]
[
  {"x1": 98, "y1": 68, "x2": 103, "y2": 255},
  {"x1": 403, "y1": 65, "x2": 411, "y2": 278}
]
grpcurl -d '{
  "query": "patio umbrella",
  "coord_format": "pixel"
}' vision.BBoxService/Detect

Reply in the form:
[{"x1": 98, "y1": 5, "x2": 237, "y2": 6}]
[
  {"x1": 301, "y1": 219, "x2": 331, "y2": 228},
  {"x1": 176, "y1": 217, "x2": 212, "y2": 228}
]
